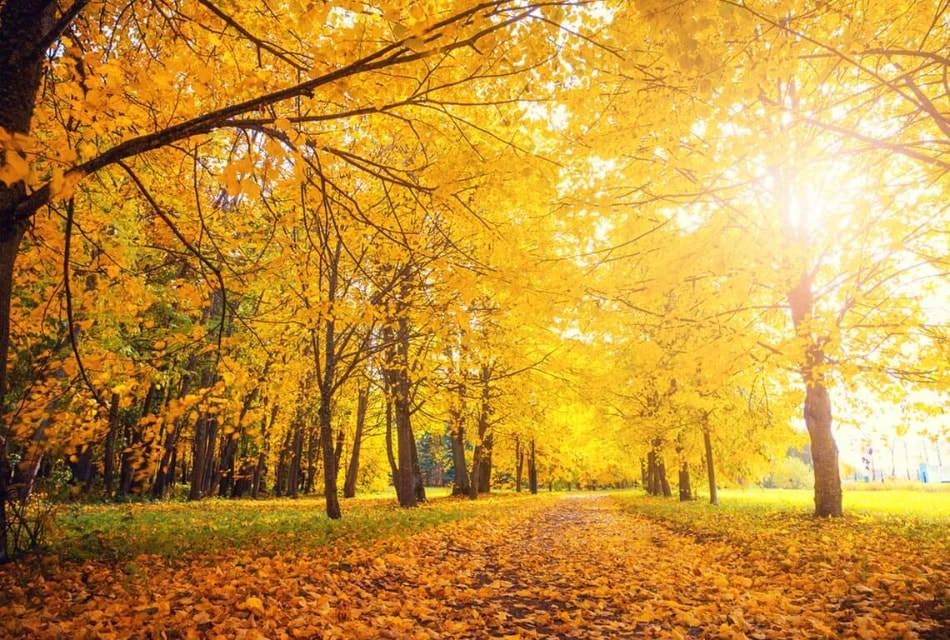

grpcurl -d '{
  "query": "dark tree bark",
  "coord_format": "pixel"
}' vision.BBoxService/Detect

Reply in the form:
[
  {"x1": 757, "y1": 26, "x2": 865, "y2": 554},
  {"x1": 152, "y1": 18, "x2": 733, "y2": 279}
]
[
  {"x1": 103, "y1": 393, "x2": 120, "y2": 496},
  {"x1": 304, "y1": 421, "x2": 318, "y2": 494},
  {"x1": 252, "y1": 404, "x2": 278, "y2": 498},
  {"x1": 703, "y1": 426, "x2": 718, "y2": 506},
  {"x1": 478, "y1": 432, "x2": 492, "y2": 493},
  {"x1": 318, "y1": 397, "x2": 341, "y2": 518},
  {"x1": 343, "y1": 386, "x2": 368, "y2": 498},
  {"x1": 678, "y1": 462, "x2": 692, "y2": 501},
  {"x1": 450, "y1": 411, "x2": 470, "y2": 496},
  {"x1": 384, "y1": 316, "x2": 419, "y2": 508},
  {"x1": 468, "y1": 364, "x2": 493, "y2": 500},
  {"x1": 410, "y1": 431, "x2": 426, "y2": 503},
  {"x1": 274, "y1": 425, "x2": 293, "y2": 497},
  {"x1": 288, "y1": 419, "x2": 304, "y2": 499},
  {"x1": 384, "y1": 398, "x2": 400, "y2": 501},
  {"x1": 189, "y1": 413, "x2": 209, "y2": 500},
  {"x1": 468, "y1": 442, "x2": 482, "y2": 500},
  {"x1": 515, "y1": 438, "x2": 524, "y2": 493},
  {"x1": 334, "y1": 428, "x2": 345, "y2": 473},
  {"x1": 658, "y1": 458, "x2": 672, "y2": 497},
  {"x1": 0, "y1": 0, "x2": 60, "y2": 561},
  {"x1": 646, "y1": 449, "x2": 658, "y2": 495},
  {"x1": 528, "y1": 439, "x2": 538, "y2": 494}
]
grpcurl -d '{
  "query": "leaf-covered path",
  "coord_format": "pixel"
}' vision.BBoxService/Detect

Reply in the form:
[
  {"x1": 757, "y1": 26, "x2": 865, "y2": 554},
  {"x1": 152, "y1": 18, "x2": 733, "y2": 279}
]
[{"x1": 3, "y1": 495, "x2": 947, "y2": 639}]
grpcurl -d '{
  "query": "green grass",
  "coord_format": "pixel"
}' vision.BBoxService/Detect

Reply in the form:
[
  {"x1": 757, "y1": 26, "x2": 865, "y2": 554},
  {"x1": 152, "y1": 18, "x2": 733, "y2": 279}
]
[
  {"x1": 707, "y1": 486, "x2": 950, "y2": 518},
  {"x1": 44, "y1": 485, "x2": 950, "y2": 563},
  {"x1": 609, "y1": 485, "x2": 950, "y2": 553},
  {"x1": 48, "y1": 487, "x2": 532, "y2": 562}
]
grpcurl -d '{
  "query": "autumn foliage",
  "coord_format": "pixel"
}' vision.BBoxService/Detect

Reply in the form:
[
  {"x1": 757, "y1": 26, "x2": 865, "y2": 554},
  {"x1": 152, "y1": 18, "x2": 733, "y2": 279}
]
[{"x1": 0, "y1": 0, "x2": 948, "y2": 636}]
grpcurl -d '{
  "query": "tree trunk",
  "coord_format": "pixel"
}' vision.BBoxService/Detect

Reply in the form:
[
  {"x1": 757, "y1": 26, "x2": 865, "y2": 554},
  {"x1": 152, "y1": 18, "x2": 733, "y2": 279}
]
[
  {"x1": 528, "y1": 439, "x2": 538, "y2": 494},
  {"x1": 304, "y1": 421, "x2": 318, "y2": 494},
  {"x1": 450, "y1": 422, "x2": 470, "y2": 496},
  {"x1": 805, "y1": 381, "x2": 841, "y2": 516},
  {"x1": 288, "y1": 420, "x2": 303, "y2": 499},
  {"x1": 343, "y1": 387, "x2": 367, "y2": 498},
  {"x1": 658, "y1": 458, "x2": 672, "y2": 497},
  {"x1": 103, "y1": 393, "x2": 120, "y2": 496},
  {"x1": 189, "y1": 414, "x2": 208, "y2": 500},
  {"x1": 789, "y1": 273, "x2": 842, "y2": 517},
  {"x1": 410, "y1": 431, "x2": 426, "y2": 503},
  {"x1": 318, "y1": 397, "x2": 341, "y2": 519},
  {"x1": 0, "y1": 0, "x2": 63, "y2": 563},
  {"x1": 678, "y1": 461, "x2": 691, "y2": 501},
  {"x1": 393, "y1": 317, "x2": 417, "y2": 508},
  {"x1": 333, "y1": 428, "x2": 345, "y2": 474},
  {"x1": 703, "y1": 427, "x2": 718, "y2": 506},
  {"x1": 468, "y1": 444, "x2": 481, "y2": 500},
  {"x1": 478, "y1": 433, "x2": 492, "y2": 493},
  {"x1": 252, "y1": 404, "x2": 278, "y2": 498},
  {"x1": 515, "y1": 438, "x2": 524, "y2": 493},
  {"x1": 384, "y1": 398, "x2": 400, "y2": 500},
  {"x1": 646, "y1": 449, "x2": 658, "y2": 495}
]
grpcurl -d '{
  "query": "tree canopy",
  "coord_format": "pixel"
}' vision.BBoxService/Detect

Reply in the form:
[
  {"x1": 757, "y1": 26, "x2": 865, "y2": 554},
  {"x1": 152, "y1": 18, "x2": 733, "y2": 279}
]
[{"x1": 0, "y1": 0, "x2": 947, "y2": 561}]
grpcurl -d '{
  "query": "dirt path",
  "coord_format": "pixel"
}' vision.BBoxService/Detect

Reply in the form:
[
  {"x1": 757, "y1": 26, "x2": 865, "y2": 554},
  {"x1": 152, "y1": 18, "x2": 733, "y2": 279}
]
[{"x1": 2, "y1": 495, "x2": 943, "y2": 639}]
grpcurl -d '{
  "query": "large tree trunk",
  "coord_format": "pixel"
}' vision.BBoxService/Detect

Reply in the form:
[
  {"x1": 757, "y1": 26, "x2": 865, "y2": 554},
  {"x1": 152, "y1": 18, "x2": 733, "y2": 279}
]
[
  {"x1": 804, "y1": 381, "x2": 841, "y2": 516},
  {"x1": 343, "y1": 387, "x2": 367, "y2": 498},
  {"x1": 703, "y1": 427, "x2": 718, "y2": 506},
  {"x1": 789, "y1": 273, "x2": 842, "y2": 517},
  {"x1": 1, "y1": 0, "x2": 75, "y2": 561}
]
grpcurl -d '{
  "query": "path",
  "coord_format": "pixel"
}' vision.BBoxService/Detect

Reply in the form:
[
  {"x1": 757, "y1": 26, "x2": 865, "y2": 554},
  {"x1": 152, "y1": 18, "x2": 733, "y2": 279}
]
[{"x1": 2, "y1": 495, "x2": 944, "y2": 638}]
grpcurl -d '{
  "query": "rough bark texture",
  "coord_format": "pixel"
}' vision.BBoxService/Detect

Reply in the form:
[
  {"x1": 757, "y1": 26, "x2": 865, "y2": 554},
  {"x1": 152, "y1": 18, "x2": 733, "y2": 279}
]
[
  {"x1": 804, "y1": 381, "x2": 841, "y2": 516},
  {"x1": 789, "y1": 273, "x2": 842, "y2": 517},
  {"x1": 0, "y1": 0, "x2": 59, "y2": 561}
]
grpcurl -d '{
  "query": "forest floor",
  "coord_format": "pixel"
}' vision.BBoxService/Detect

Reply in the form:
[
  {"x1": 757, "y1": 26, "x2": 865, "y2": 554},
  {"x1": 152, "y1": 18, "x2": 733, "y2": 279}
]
[{"x1": 2, "y1": 492, "x2": 948, "y2": 639}]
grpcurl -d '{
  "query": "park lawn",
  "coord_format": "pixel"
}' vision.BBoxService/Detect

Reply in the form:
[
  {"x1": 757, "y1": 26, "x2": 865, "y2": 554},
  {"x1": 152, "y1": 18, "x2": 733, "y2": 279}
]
[
  {"x1": 711, "y1": 486, "x2": 950, "y2": 518},
  {"x1": 611, "y1": 486, "x2": 950, "y2": 566},
  {"x1": 45, "y1": 486, "x2": 536, "y2": 561}
]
